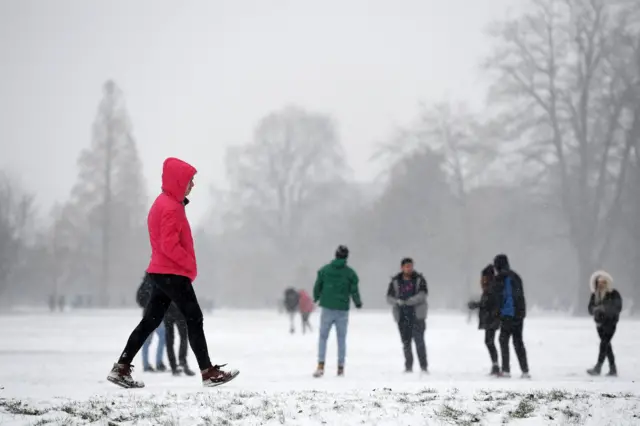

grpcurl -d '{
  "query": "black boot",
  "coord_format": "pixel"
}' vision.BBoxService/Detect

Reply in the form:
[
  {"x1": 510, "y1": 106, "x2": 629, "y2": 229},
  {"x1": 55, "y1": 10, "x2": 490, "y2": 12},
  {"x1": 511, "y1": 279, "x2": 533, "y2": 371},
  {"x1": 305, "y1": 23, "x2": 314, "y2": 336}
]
[
  {"x1": 490, "y1": 364, "x2": 499, "y2": 376},
  {"x1": 606, "y1": 365, "x2": 617, "y2": 377},
  {"x1": 156, "y1": 363, "x2": 168, "y2": 372},
  {"x1": 181, "y1": 363, "x2": 196, "y2": 376},
  {"x1": 587, "y1": 363, "x2": 602, "y2": 376}
]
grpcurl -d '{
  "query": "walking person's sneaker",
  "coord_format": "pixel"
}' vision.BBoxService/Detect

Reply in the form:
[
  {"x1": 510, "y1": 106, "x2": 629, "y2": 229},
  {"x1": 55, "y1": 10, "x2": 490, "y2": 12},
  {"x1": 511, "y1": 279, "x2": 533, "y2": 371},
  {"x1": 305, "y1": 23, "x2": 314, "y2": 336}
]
[
  {"x1": 521, "y1": 372, "x2": 531, "y2": 379},
  {"x1": 337, "y1": 366, "x2": 344, "y2": 377},
  {"x1": 404, "y1": 368, "x2": 413, "y2": 373},
  {"x1": 171, "y1": 367, "x2": 182, "y2": 376},
  {"x1": 202, "y1": 364, "x2": 240, "y2": 387},
  {"x1": 156, "y1": 363, "x2": 168, "y2": 372},
  {"x1": 181, "y1": 363, "x2": 196, "y2": 377},
  {"x1": 312, "y1": 362, "x2": 325, "y2": 378},
  {"x1": 143, "y1": 365, "x2": 155, "y2": 373},
  {"x1": 606, "y1": 365, "x2": 617, "y2": 377},
  {"x1": 587, "y1": 364, "x2": 602, "y2": 376},
  {"x1": 490, "y1": 364, "x2": 500, "y2": 376},
  {"x1": 107, "y1": 363, "x2": 145, "y2": 388},
  {"x1": 420, "y1": 367, "x2": 429, "y2": 375},
  {"x1": 498, "y1": 371, "x2": 511, "y2": 378}
]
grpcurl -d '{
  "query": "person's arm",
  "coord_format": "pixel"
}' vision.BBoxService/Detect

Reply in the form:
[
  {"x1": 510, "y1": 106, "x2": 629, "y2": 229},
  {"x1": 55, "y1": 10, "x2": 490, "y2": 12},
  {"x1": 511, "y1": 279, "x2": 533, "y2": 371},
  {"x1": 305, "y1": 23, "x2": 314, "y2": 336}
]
[
  {"x1": 313, "y1": 270, "x2": 323, "y2": 302},
  {"x1": 386, "y1": 280, "x2": 397, "y2": 305},
  {"x1": 405, "y1": 275, "x2": 427, "y2": 306},
  {"x1": 604, "y1": 290, "x2": 623, "y2": 317},
  {"x1": 350, "y1": 270, "x2": 362, "y2": 308},
  {"x1": 587, "y1": 293, "x2": 596, "y2": 315},
  {"x1": 159, "y1": 208, "x2": 196, "y2": 272}
]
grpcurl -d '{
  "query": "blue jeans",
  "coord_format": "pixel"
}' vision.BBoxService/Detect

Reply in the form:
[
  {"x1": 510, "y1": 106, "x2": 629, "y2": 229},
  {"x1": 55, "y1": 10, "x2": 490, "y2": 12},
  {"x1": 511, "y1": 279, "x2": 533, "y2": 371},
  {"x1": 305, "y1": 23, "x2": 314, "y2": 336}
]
[
  {"x1": 317, "y1": 308, "x2": 349, "y2": 366},
  {"x1": 141, "y1": 322, "x2": 166, "y2": 368}
]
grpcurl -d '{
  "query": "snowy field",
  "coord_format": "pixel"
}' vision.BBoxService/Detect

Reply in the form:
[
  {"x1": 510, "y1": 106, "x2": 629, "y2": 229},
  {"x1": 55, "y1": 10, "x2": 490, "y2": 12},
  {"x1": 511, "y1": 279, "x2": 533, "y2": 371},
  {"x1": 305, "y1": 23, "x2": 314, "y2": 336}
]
[{"x1": 1, "y1": 309, "x2": 640, "y2": 425}]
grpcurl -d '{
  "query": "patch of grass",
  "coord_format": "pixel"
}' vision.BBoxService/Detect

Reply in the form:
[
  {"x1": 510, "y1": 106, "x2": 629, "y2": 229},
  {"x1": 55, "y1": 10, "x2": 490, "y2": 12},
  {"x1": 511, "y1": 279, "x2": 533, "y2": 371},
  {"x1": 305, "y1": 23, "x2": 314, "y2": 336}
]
[
  {"x1": 437, "y1": 404, "x2": 466, "y2": 420},
  {"x1": 0, "y1": 400, "x2": 49, "y2": 416},
  {"x1": 546, "y1": 389, "x2": 569, "y2": 401},
  {"x1": 419, "y1": 387, "x2": 438, "y2": 394},
  {"x1": 561, "y1": 406, "x2": 581, "y2": 422},
  {"x1": 509, "y1": 398, "x2": 536, "y2": 419}
]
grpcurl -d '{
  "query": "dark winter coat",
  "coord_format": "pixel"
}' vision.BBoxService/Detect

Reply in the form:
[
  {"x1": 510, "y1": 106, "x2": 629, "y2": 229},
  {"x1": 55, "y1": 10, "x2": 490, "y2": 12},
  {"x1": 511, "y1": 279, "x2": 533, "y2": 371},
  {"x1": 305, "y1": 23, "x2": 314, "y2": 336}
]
[
  {"x1": 468, "y1": 285, "x2": 501, "y2": 330},
  {"x1": 386, "y1": 271, "x2": 428, "y2": 322},
  {"x1": 284, "y1": 288, "x2": 300, "y2": 312},
  {"x1": 313, "y1": 258, "x2": 361, "y2": 311},
  {"x1": 588, "y1": 270, "x2": 622, "y2": 329},
  {"x1": 493, "y1": 270, "x2": 526, "y2": 320},
  {"x1": 136, "y1": 274, "x2": 154, "y2": 308}
]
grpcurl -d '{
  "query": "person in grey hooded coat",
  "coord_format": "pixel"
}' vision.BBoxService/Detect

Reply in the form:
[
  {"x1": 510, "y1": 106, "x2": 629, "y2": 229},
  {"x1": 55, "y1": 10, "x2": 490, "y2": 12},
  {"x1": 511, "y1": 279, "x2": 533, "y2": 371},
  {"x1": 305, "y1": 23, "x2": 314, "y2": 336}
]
[{"x1": 386, "y1": 258, "x2": 428, "y2": 373}]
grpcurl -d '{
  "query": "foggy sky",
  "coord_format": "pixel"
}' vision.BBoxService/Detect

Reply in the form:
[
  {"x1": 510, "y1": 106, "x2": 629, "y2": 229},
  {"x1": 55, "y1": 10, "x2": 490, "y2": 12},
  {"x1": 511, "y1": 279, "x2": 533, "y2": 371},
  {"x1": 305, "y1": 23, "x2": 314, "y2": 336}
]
[{"x1": 0, "y1": 0, "x2": 521, "y2": 226}]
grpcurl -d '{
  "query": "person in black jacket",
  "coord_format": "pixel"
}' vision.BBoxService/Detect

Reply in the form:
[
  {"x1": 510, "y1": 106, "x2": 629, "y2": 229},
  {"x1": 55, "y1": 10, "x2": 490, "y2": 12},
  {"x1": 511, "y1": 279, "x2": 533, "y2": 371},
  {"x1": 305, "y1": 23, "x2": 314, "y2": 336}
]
[
  {"x1": 492, "y1": 254, "x2": 530, "y2": 378},
  {"x1": 587, "y1": 270, "x2": 622, "y2": 376},
  {"x1": 283, "y1": 287, "x2": 300, "y2": 334},
  {"x1": 136, "y1": 274, "x2": 167, "y2": 372},
  {"x1": 386, "y1": 258, "x2": 429, "y2": 373},
  {"x1": 164, "y1": 303, "x2": 195, "y2": 376},
  {"x1": 468, "y1": 264, "x2": 501, "y2": 375}
]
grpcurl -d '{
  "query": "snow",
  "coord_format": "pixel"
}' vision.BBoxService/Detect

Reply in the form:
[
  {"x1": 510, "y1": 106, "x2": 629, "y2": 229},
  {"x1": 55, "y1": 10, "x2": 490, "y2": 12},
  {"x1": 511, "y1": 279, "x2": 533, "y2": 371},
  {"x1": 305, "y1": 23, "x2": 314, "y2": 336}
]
[{"x1": 1, "y1": 309, "x2": 639, "y2": 425}]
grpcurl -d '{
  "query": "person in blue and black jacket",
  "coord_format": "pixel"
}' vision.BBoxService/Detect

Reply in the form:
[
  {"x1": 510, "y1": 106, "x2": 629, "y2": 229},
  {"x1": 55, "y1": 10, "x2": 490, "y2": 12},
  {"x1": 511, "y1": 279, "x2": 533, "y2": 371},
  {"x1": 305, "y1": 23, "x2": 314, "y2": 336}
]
[{"x1": 492, "y1": 254, "x2": 530, "y2": 378}]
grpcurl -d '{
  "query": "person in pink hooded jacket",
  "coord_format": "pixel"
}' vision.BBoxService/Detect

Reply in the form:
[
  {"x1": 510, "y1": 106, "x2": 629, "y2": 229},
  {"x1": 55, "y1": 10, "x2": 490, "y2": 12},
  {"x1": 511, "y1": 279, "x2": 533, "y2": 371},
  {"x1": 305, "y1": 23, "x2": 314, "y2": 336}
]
[{"x1": 298, "y1": 289, "x2": 315, "y2": 334}]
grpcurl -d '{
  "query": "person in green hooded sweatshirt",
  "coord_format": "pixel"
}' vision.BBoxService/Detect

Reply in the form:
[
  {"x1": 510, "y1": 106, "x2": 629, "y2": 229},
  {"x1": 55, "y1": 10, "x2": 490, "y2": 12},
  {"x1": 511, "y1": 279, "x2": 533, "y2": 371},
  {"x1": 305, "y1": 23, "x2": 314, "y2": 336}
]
[{"x1": 312, "y1": 245, "x2": 362, "y2": 378}]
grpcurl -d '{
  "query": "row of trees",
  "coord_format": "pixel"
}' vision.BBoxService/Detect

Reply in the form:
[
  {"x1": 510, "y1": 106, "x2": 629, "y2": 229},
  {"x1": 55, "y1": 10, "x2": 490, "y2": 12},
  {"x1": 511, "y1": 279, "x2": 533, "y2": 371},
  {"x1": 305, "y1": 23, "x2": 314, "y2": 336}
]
[
  {"x1": 207, "y1": 0, "x2": 640, "y2": 312},
  {"x1": 2, "y1": 0, "x2": 639, "y2": 313}
]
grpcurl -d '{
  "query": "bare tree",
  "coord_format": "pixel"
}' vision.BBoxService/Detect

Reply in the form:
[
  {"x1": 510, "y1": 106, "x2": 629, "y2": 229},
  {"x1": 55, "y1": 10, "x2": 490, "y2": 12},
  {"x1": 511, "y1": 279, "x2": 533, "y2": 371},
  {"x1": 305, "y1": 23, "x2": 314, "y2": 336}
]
[
  {"x1": 225, "y1": 105, "x2": 348, "y2": 254},
  {"x1": 485, "y1": 0, "x2": 640, "y2": 309},
  {"x1": 0, "y1": 171, "x2": 35, "y2": 303}
]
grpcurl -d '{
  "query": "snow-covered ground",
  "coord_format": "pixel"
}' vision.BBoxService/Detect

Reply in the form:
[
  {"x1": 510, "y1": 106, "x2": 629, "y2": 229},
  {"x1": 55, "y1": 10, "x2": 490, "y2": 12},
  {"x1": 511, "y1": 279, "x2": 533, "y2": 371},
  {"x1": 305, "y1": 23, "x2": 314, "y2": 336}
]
[{"x1": 1, "y1": 309, "x2": 639, "y2": 425}]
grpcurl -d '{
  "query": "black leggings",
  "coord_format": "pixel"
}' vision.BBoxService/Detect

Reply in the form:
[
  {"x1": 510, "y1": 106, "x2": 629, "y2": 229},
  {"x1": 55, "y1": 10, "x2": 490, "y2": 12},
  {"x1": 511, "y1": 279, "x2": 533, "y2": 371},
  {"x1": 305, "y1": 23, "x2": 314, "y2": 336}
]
[
  {"x1": 499, "y1": 317, "x2": 529, "y2": 374},
  {"x1": 484, "y1": 329, "x2": 498, "y2": 364},
  {"x1": 596, "y1": 325, "x2": 616, "y2": 366},
  {"x1": 118, "y1": 274, "x2": 212, "y2": 371}
]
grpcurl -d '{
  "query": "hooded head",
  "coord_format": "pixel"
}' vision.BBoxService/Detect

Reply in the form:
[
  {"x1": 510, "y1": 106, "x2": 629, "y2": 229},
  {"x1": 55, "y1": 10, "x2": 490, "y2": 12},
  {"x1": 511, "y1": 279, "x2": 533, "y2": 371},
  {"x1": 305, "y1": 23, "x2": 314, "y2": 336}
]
[
  {"x1": 589, "y1": 270, "x2": 614, "y2": 294},
  {"x1": 161, "y1": 157, "x2": 197, "y2": 203},
  {"x1": 493, "y1": 254, "x2": 510, "y2": 273},
  {"x1": 481, "y1": 264, "x2": 495, "y2": 290}
]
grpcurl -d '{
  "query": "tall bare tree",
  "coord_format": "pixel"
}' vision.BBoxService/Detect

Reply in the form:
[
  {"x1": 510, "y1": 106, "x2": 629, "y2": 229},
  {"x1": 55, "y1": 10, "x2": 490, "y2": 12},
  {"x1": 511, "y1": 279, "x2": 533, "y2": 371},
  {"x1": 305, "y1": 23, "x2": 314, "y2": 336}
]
[
  {"x1": 225, "y1": 105, "x2": 348, "y2": 254},
  {"x1": 485, "y1": 0, "x2": 640, "y2": 308}
]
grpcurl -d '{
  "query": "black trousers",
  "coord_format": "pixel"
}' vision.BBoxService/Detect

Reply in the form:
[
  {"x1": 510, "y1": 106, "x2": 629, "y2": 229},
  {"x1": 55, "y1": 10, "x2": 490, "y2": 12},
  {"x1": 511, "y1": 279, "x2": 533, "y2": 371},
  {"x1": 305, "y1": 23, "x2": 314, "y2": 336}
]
[
  {"x1": 596, "y1": 325, "x2": 616, "y2": 367},
  {"x1": 301, "y1": 312, "x2": 312, "y2": 334},
  {"x1": 118, "y1": 273, "x2": 212, "y2": 371},
  {"x1": 165, "y1": 315, "x2": 189, "y2": 370},
  {"x1": 484, "y1": 329, "x2": 498, "y2": 364},
  {"x1": 499, "y1": 317, "x2": 528, "y2": 373},
  {"x1": 398, "y1": 317, "x2": 427, "y2": 370}
]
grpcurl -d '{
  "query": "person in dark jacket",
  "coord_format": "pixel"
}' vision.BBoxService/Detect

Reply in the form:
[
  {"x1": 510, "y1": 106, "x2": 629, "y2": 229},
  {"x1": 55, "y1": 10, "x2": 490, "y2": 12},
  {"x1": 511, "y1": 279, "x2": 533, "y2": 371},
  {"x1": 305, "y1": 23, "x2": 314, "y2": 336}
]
[
  {"x1": 164, "y1": 303, "x2": 195, "y2": 376},
  {"x1": 283, "y1": 287, "x2": 300, "y2": 334},
  {"x1": 386, "y1": 258, "x2": 429, "y2": 373},
  {"x1": 312, "y1": 245, "x2": 362, "y2": 378},
  {"x1": 587, "y1": 270, "x2": 622, "y2": 376},
  {"x1": 468, "y1": 264, "x2": 501, "y2": 375},
  {"x1": 136, "y1": 274, "x2": 167, "y2": 372},
  {"x1": 492, "y1": 254, "x2": 530, "y2": 378}
]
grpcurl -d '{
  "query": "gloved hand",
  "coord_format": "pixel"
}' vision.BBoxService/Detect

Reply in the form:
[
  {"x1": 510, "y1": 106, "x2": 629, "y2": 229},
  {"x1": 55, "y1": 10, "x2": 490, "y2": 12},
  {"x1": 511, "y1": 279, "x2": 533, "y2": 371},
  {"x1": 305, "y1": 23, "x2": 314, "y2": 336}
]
[
  {"x1": 468, "y1": 300, "x2": 479, "y2": 310},
  {"x1": 594, "y1": 307, "x2": 606, "y2": 322},
  {"x1": 396, "y1": 299, "x2": 405, "y2": 306},
  {"x1": 355, "y1": 302, "x2": 362, "y2": 309}
]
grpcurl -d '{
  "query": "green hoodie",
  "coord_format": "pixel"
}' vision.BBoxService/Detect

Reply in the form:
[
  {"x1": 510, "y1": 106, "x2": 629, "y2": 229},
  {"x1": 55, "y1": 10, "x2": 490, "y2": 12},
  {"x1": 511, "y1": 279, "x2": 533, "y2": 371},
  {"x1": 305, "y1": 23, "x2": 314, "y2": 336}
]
[{"x1": 313, "y1": 258, "x2": 361, "y2": 311}]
